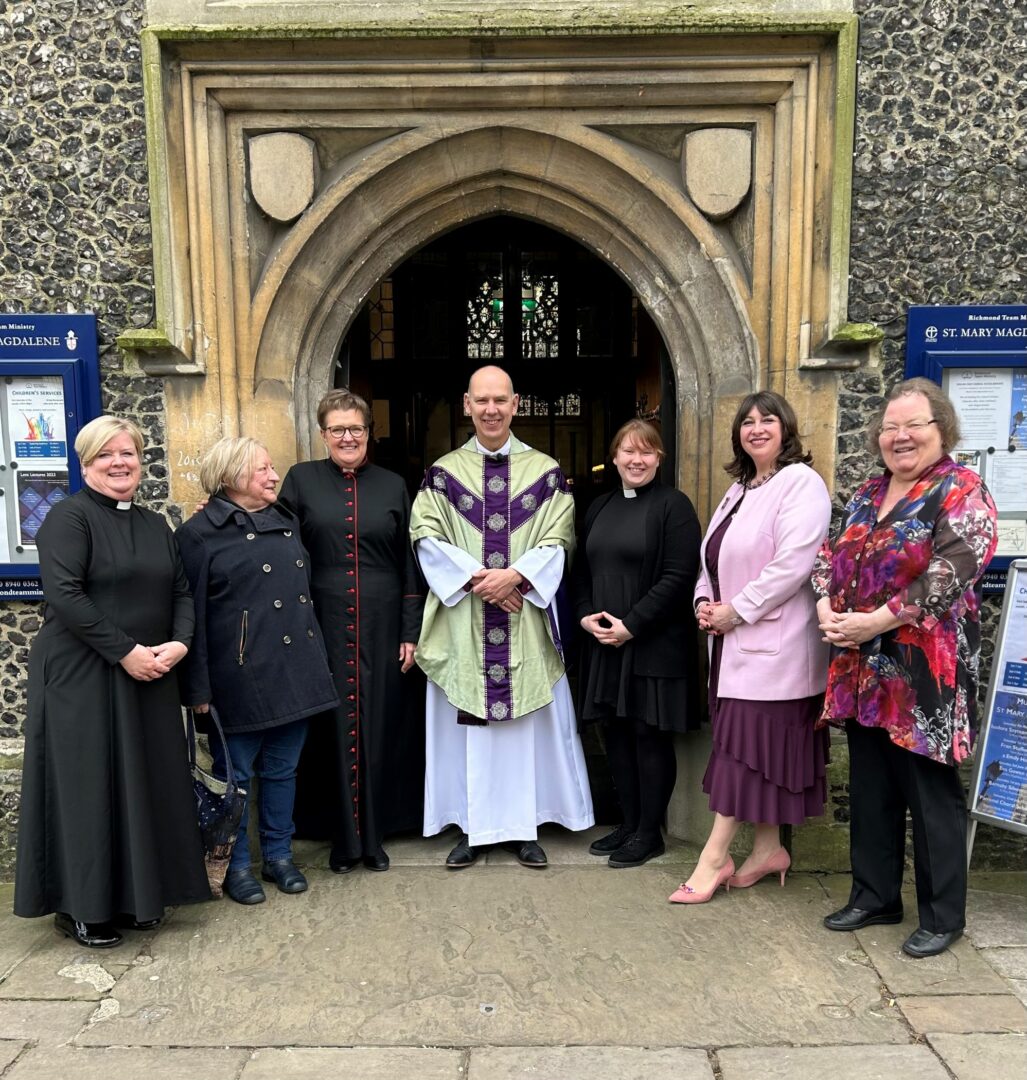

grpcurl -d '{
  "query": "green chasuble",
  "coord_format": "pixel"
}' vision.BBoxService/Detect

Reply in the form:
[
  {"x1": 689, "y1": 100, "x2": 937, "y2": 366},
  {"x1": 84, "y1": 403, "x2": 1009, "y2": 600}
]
[{"x1": 411, "y1": 436, "x2": 575, "y2": 723}]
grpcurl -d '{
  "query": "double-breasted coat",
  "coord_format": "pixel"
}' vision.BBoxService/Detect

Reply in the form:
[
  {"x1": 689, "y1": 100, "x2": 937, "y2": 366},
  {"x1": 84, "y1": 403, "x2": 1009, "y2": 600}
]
[{"x1": 176, "y1": 497, "x2": 339, "y2": 732}]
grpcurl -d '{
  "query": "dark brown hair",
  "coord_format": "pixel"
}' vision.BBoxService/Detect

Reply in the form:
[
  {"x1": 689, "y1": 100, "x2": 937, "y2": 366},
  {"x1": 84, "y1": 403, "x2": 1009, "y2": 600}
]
[
  {"x1": 317, "y1": 387, "x2": 372, "y2": 430},
  {"x1": 725, "y1": 390, "x2": 812, "y2": 483},
  {"x1": 609, "y1": 419, "x2": 665, "y2": 461}
]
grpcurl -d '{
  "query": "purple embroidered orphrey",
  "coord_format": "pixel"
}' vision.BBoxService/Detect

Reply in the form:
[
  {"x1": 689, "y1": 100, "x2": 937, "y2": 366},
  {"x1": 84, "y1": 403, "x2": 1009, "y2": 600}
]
[
  {"x1": 425, "y1": 457, "x2": 571, "y2": 723},
  {"x1": 481, "y1": 454, "x2": 513, "y2": 723}
]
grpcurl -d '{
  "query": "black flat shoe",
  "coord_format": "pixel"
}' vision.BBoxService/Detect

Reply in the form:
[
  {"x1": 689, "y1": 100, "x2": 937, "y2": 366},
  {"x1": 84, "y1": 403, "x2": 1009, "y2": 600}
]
[
  {"x1": 823, "y1": 905, "x2": 903, "y2": 931},
  {"x1": 589, "y1": 824, "x2": 635, "y2": 855},
  {"x1": 608, "y1": 834, "x2": 665, "y2": 868},
  {"x1": 902, "y1": 927, "x2": 962, "y2": 958},
  {"x1": 513, "y1": 840, "x2": 547, "y2": 868},
  {"x1": 224, "y1": 868, "x2": 267, "y2": 905},
  {"x1": 330, "y1": 856, "x2": 360, "y2": 873},
  {"x1": 261, "y1": 859, "x2": 308, "y2": 894},
  {"x1": 363, "y1": 848, "x2": 390, "y2": 872},
  {"x1": 446, "y1": 833, "x2": 481, "y2": 868},
  {"x1": 54, "y1": 912, "x2": 122, "y2": 949},
  {"x1": 113, "y1": 914, "x2": 161, "y2": 931}
]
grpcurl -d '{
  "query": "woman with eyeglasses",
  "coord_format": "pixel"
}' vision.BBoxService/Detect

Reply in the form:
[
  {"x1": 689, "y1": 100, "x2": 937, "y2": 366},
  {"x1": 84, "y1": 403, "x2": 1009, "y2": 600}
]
[
  {"x1": 279, "y1": 389, "x2": 425, "y2": 873},
  {"x1": 814, "y1": 378, "x2": 997, "y2": 958}
]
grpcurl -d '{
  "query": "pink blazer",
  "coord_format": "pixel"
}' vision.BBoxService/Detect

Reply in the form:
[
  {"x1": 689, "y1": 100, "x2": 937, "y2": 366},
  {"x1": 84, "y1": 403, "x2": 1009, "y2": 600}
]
[{"x1": 695, "y1": 463, "x2": 831, "y2": 701}]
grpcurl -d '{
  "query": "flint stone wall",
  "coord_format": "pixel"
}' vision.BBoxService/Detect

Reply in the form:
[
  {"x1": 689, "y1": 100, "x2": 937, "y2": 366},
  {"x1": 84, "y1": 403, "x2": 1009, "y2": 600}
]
[{"x1": 0, "y1": 0, "x2": 1025, "y2": 876}]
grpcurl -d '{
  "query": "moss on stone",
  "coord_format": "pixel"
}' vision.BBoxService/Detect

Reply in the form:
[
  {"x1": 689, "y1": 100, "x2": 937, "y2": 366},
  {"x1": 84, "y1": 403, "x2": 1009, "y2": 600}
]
[{"x1": 831, "y1": 321, "x2": 886, "y2": 347}]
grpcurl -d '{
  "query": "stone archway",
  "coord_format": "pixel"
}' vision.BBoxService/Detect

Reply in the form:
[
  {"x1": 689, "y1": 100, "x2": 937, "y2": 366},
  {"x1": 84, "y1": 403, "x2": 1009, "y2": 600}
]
[
  {"x1": 252, "y1": 124, "x2": 758, "y2": 504},
  {"x1": 127, "y1": 26, "x2": 858, "y2": 520}
]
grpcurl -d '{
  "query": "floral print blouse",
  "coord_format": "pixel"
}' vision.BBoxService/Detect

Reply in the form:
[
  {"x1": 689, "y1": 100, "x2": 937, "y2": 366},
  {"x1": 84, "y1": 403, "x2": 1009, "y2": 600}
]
[{"x1": 811, "y1": 456, "x2": 998, "y2": 765}]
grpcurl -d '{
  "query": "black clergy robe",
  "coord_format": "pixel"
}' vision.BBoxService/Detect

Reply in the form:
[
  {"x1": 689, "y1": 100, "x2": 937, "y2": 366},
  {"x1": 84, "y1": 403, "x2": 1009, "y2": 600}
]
[
  {"x1": 279, "y1": 459, "x2": 425, "y2": 860},
  {"x1": 14, "y1": 486, "x2": 211, "y2": 923}
]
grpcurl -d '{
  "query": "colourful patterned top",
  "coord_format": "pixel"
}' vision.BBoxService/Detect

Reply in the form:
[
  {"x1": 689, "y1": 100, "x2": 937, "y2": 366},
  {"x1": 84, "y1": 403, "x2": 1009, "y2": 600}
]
[{"x1": 811, "y1": 456, "x2": 997, "y2": 765}]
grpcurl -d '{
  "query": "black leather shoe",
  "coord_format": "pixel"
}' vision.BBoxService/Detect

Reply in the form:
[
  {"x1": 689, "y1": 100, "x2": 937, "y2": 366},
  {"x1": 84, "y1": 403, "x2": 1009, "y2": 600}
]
[
  {"x1": 514, "y1": 840, "x2": 547, "y2": 868},
  {"x1": 329, "y1": 855, "x2": 360, "y2": 874},
  {"x1": 113, "y1": 913, "x2": 161, "y2": 931},
  {"x1": 902, "y1": 927, "x2": 962, "y2": 958},
  {"x1": 608, "y1": 834, "x2": 665, "y2": 868},
  {"x1": 261, "y1": 859, "x2": 308, "y2": 894},
  {"x1": 363, "y1": 848, "x2": 390, "y2": 872},
  {"x1": 224, "y1": 868, "x2": 267, "y2": 905},
  {"x1": 589, "y1": 824, "x2": 636, "y2": 855},
  {"x1": 54, "y1": 912, "x2": 122, "y2": 949},
  {"x1": 823, "y1": 904, "x2": 903, "y2": 931},
  {"x1": 446, "y1": 833, "x2": 481, "y2": 868}
]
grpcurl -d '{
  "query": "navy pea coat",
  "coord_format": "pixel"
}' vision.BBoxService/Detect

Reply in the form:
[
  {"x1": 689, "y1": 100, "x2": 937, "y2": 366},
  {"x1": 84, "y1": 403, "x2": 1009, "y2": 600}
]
[{"x1": 176, "y1": 496, "x2": 339, "y2": 733}]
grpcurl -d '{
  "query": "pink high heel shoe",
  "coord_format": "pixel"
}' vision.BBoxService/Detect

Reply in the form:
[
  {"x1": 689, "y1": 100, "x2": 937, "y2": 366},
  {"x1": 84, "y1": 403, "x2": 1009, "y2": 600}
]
[
  {"x1": 668, "y1": 858, "x2": 735, "y2": 905},
  {"x1": 727, "y1": 847, "x2": 790, "y2": 889}
]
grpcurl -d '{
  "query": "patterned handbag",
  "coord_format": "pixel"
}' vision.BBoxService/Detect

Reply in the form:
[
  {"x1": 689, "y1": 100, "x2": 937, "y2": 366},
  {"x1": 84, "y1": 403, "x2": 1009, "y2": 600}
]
[{"x1": 187, "y1": 706, "x2": 247, "y2": 898}]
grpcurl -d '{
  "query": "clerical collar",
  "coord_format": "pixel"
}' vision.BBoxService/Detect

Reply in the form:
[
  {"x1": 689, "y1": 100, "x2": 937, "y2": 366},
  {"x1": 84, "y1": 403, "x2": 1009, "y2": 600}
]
[
  {"x1": 85, "y1": 486, "x2": 134, "y2": 511},
  {"x1": 116, "y1": 500, "x2": 132, "y2": 510},
  {"x1": 622, "y1": 488, "x2": 637, "y2": 499},
  {"x1": 474, "y1": 437, "x2": 511, "y2": 457}
]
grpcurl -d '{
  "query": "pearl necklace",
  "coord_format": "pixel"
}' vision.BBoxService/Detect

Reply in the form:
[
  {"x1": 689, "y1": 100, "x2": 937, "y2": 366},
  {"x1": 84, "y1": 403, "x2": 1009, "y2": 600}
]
[{"x1": 743, "y1": 467, "x2": 779, "y2": 491}]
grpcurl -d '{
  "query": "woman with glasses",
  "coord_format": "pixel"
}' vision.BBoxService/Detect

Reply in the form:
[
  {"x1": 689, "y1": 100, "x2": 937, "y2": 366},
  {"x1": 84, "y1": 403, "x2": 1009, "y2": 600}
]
[
  {"x1": 279, "y1": 389, "x2": 425, "y2": 873},
  {"x1": 814, "y1": 378, "x2": 997, "y2": 958}
]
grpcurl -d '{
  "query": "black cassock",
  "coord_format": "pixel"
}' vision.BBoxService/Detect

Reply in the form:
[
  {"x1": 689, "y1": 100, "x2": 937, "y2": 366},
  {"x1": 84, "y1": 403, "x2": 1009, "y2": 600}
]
[
  {"x1": 280, "y1": 459, "x2": 425, "y2": 860},
  {"x1": 14, "y1": 487, "x2": 210, "y2": 923}
]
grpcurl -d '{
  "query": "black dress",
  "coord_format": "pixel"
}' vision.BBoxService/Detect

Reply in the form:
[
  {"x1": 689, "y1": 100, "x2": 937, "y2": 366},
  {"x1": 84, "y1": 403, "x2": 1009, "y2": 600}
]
[
  {"x1": 279, "y1": 459, "x2": 425, "y2": 859},
  {"x1": 574, "y1": 481, "x2": 701, "y2": 732},
  {"x1": 14, "y1": 487, "x2": 211, "y2": 923}
]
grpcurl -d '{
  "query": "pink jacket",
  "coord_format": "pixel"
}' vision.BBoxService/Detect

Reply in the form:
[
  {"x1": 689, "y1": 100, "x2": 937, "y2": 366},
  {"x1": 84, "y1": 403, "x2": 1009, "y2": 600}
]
[{"x1": 695, "y1": 463, "x2": 831, "y2": 701}]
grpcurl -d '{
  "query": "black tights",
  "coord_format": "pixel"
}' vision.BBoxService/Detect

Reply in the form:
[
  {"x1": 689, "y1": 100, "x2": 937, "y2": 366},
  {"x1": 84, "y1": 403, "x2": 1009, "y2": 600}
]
[{"x1": 602, "y1": 719, "x2": 677, "y2": 843}]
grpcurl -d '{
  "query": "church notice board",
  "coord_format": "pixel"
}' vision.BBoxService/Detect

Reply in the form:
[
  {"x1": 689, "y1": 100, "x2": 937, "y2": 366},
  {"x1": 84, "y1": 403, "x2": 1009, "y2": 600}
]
[
  {"x1": 969, "y1": 559, "x2": 1027, "y2": 837},
  {"x1": 0, "y1": 314, "x2": 102, "y2": 601},
  {"x1": 906, "y1": 304, "x2": 1027, "y2": 594}
]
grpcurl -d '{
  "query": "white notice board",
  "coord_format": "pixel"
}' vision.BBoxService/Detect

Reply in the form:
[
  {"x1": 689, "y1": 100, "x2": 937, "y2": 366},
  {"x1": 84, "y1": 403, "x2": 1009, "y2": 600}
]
[{"x1": 969, "y1": 559, "x2": 1027, "y2": 837}]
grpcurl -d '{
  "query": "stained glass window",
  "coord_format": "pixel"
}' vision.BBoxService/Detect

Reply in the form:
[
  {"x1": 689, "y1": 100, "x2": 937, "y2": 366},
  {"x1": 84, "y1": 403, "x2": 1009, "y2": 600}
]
[
  {"x1": 522, "y1": 270, "x2": 559, "y2": 359},
  {"x1": 368, "y1": 279, "x2": 394, "y2": 361},
  {"x1": 466, "y1": 269, "x2": 504, "y2": 360}
]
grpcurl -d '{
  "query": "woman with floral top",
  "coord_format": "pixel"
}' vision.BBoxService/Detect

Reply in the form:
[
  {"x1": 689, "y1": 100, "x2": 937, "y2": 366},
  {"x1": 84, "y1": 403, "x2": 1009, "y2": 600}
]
[{"x1": 813, "y1": 377, "x2": 997, "y2": 959}]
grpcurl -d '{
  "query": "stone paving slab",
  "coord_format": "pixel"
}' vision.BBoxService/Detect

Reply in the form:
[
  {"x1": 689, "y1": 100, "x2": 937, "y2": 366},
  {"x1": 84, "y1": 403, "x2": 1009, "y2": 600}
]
[
  {"x1": 964, "y1": 889, "x2": 1027, "y2": 949},
  {"x1": 0, "y1": 1041, "x2": 26, "y2": 1072},
  {"x1": 0, "y1": 938, "x2": 142, "y2": 1002},
  {"x1": 240, "y1": 1046, "x2": 465, "y2": 1078},
  {"x1": 0, "y1": 886, "x2": 49, "y2": 983},
  {"x1": 5, "y1": 1046, "x2": 249, "y2": 1079},
  {"x1": 897, "y1": 993, "x2": 1027, "y2": 1034},
  {"x1": 465, "y1": 1046, "x2": 714, "y2": 1079},
  {"x1": 926, "y1": 1032, "x2": 1027, "y2": 1080},
  {"x1": 0, "y1": 1001, "x2": 96, "y2": 1045},
  {"x1": 979, "y1": 947, "x2": 1027, "y2": 1005},
  {"x1": 73, "y1": 867, "x2": 904, "y2": 1048},
  {"x1": 717, "y1": 1044, "x2": 952, "y2": 1079},
  {"x1": 847, "y1": 923, "x2": 1009, "y2": 996}
]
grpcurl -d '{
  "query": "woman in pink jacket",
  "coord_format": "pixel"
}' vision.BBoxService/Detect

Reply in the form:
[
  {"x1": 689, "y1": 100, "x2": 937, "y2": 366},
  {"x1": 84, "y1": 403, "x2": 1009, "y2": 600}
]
[{"x1": 670, "y1": 391, "x2": 832, "y2": 904}]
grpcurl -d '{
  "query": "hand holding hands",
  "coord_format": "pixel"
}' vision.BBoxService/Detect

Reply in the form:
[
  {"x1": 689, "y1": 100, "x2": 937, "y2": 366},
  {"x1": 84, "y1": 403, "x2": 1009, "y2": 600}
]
[
  {"x1": 469, "y1": 568, "x2": 524, "y2": 613},
  {"x1": 696, "y1": 600, "x2": 741, "y2": 636},
  {"x1": 120, "y1": 642, "x2": 185, "y2": 682},
  {"x1": 581, "y1": 611, "x2": 633, "y2": 647},
  {"x1": 818, "y1": 599, "x2": 895, "y2": 649}
]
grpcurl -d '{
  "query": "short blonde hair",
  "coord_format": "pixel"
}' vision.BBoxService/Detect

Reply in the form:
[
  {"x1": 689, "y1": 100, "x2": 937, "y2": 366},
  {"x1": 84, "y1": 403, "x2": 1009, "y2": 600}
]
[
  {"x1": 74, "y1": 416, "x2": 144, "y2": 466},
  {"x1": 610, "y1": 419, "x2": 665, "y2": 461},
  {"x1": 198, "y1": 437, "x2": 266, "y2": 497}
]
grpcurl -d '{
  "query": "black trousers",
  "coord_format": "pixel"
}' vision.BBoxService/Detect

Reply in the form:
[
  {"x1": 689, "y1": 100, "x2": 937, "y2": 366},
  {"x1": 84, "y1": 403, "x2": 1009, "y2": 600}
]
[
  {"x1": 602, "y1": 719, "x2": 677, "y2": 842},
  {"x1": 845, "y1": 720, "x2": 968, "y2": 933}
]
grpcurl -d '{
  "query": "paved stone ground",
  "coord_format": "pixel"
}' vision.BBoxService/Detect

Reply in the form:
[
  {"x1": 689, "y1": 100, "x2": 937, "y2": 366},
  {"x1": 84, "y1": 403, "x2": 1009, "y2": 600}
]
[{"x1": 0, "y1": 827, "x2": 1023, "y2": 1079}]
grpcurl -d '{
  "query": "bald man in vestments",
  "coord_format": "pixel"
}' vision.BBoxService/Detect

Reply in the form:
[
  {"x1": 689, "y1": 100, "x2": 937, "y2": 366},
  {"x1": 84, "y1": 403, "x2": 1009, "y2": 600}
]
[{"x1": 410, "y1": 366, "x2": 594, "y2": 867}]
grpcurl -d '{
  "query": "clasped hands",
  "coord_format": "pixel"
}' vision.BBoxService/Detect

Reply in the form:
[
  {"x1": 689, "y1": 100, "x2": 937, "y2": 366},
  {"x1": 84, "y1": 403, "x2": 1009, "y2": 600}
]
[
  {"x1": 468, "y1": 567, "x2": 524, "y2": 613},
  {"x1": 580, "y1": 611, "x2": 633, "y2": 647},
  {"x1": 816, "y1": 597, "x2": 895, "y2": 649},
  {"x1": 696, "y1": 600, "x2": 739, "y2": 636},
  {"x1": 119, "y1": 641, "x2": 188, "y2": 682}
]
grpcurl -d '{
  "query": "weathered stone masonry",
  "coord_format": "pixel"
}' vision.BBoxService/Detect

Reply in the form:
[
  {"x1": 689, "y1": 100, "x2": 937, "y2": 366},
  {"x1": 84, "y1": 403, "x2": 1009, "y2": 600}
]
[{"x1": 0, "y1": 0, "x2": 1025, "y2": 875}]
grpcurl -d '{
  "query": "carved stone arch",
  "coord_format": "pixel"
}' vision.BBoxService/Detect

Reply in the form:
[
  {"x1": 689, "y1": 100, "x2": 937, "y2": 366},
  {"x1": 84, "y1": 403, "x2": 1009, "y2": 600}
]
[{"x1": 251, "y1": 125, "x2": 759, "y2": 508}]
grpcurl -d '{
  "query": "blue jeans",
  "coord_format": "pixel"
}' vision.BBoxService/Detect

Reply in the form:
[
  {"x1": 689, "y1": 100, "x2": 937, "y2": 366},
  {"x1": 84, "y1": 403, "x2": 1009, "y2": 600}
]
[{"x1": 210, "y1": 719, "x2": 309, "y2": 872}]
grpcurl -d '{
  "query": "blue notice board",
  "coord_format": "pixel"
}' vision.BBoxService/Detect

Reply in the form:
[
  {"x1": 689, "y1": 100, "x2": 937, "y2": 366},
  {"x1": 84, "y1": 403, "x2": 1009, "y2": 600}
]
[
  {"x1": 906, "y1": 304, "x2": 1027, "y2": 593},
  {"x1": 0, "y1": 314, "x2": 102, "y2": 601}
]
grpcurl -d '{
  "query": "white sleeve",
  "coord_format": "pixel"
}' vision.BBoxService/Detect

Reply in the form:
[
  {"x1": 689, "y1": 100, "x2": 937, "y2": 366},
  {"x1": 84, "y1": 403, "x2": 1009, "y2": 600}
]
[
  {"x1": 416, "y1": 537, "x2": 483, "y2": 607},
  {"x1": 511, "y1": 546, "x2": 565, "y2": 607}
]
